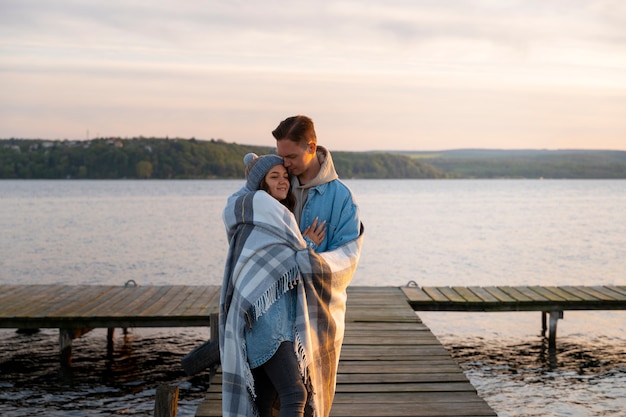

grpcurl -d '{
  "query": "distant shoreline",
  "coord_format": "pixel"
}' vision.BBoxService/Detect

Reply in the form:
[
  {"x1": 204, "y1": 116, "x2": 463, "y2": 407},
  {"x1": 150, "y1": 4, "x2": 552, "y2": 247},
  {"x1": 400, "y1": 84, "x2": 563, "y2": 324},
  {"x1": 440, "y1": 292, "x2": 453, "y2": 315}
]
[{"x1": 2, "y1": 138, "x2": 626, "y2": 179}]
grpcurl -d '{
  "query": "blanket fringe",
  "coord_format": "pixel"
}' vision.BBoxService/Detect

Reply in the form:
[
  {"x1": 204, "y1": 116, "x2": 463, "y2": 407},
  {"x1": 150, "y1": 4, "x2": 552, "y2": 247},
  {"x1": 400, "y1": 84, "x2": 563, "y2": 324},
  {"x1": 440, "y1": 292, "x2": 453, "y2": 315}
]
[
  {"x1": 251, "y1": 265, "x2": 300, "y2": 321},
  {"x1": 295, "y1": 330, "x2": 317, "y2": 417}
]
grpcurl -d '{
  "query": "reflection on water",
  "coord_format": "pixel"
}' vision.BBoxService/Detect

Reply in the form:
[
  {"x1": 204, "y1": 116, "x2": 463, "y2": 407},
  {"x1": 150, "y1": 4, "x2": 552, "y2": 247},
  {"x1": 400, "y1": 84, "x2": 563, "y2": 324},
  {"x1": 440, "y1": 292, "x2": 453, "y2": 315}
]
[
  {"x1": 0, "y1": 328, "x2": 211, "y2": 417},
  {"x1": 447, "y1": 336, "x2": 626, "y2": 417}
]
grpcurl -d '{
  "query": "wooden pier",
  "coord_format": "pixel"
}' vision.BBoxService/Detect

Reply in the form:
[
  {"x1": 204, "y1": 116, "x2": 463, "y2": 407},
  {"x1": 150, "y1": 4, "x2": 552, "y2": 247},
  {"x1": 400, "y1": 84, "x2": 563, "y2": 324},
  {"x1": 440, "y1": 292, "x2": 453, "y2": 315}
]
[
  {"x1": 2, "y1": 283, "x2": 625, "y2": 416},
  {"x1": 402, "y1": 284, "x2": 626, "y2": 348},
  {"x1": 0, "y1": 284, "x2": 221, "y2": 366},
  {"x1": 196, "y1": 286, "x2": 497, "y2": 417}
]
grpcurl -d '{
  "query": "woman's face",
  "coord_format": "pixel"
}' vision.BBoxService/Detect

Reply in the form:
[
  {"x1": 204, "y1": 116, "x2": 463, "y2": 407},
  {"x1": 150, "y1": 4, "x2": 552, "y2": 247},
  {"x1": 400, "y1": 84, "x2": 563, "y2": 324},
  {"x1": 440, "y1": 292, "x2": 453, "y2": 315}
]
[{"x1": 264, "y1": 164, "x2": 290, "y2": 201}]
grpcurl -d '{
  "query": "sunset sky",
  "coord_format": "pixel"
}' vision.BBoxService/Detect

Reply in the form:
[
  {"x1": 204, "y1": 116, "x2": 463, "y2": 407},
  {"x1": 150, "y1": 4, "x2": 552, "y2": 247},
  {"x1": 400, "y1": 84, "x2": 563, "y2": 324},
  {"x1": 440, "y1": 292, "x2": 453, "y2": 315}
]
[{"x1": 1, "y1": 0, "x2": 625, "y2": 151}]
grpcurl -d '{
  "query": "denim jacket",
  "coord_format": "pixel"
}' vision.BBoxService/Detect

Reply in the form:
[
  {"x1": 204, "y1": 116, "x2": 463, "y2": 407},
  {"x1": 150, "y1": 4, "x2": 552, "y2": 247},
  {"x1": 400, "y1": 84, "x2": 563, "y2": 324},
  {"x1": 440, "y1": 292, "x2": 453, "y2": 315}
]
[
  {"x1": 245, "y1": 287, "x2": 296, "y2": 368},
  {"x1": 292, "y1": 147, "x2": 361, "y2": 253}
]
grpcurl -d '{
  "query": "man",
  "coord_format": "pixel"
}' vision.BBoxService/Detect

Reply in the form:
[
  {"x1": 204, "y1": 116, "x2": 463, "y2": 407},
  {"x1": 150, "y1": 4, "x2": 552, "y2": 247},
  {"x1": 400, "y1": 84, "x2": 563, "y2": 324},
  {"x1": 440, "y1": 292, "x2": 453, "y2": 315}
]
[
  {"x1": 272, "y1": 115, "x2": 361, "y2": 252},
  {"x1": 272, "y1": 115, "x2": 363, "y2": 417}
]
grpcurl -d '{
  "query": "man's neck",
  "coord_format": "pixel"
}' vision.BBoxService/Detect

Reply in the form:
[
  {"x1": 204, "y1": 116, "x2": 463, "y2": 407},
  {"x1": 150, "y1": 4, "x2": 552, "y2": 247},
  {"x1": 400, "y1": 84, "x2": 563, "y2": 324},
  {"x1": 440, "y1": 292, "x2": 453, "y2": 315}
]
[{"x1": 298, "y1": 153, "x2": 321, "y2": 185}]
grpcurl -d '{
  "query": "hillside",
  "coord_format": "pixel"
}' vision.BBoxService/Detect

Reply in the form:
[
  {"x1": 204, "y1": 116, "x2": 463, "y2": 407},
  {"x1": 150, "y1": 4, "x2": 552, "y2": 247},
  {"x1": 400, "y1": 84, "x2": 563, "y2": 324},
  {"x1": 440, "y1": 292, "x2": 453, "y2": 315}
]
[
  {"x1": 0, "y1": 138, "x2": 443, "y2": 179},
  {"x1": 398, "y1": 149, "x2": 626, "y2": 179},
  {"x1": 2, "y1": 138, "x2": 625, "y2": 179}
]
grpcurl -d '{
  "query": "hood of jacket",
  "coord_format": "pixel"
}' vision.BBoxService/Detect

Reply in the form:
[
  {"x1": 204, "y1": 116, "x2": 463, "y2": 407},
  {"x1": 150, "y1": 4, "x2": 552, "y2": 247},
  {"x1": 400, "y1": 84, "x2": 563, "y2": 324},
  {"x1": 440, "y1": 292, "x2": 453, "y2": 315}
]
[{"x1": 296, "y1": 146, "x2": 338, "y2": 190}]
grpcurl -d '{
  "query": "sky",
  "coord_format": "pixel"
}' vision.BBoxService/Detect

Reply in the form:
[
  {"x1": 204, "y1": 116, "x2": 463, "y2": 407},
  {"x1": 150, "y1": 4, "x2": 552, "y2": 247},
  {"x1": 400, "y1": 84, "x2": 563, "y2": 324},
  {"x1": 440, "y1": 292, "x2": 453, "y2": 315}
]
[{"x1": 1, "y1": 0, "x2": 625, "y2": 151}]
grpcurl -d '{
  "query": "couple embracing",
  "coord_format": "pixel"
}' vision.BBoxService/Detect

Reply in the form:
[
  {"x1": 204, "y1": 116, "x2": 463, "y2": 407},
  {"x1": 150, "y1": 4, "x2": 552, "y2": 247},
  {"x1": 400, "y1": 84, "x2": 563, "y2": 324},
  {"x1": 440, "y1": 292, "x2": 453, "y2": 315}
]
[{"x1": 219, "y1": 115, "x2": 364, "y2": 417}]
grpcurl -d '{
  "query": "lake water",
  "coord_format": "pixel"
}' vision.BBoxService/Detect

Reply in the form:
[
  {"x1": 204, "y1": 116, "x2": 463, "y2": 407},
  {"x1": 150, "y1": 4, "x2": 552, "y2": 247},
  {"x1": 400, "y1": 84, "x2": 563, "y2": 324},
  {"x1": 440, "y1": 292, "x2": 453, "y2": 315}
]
[{"x1": 1, "y1": 179, "x2": 625, "y2": 416}]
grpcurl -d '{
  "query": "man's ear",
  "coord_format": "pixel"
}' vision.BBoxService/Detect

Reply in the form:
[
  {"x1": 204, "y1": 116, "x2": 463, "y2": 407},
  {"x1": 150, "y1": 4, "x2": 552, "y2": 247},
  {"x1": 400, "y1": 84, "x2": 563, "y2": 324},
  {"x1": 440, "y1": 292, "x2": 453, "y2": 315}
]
[{"x1": 307, "y1": 142, "x2": 317, "y2": 154}]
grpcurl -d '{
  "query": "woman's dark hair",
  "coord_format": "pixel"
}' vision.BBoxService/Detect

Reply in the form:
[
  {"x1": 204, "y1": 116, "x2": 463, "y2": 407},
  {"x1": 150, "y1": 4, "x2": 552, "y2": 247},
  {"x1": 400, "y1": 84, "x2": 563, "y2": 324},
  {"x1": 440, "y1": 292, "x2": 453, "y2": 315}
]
[{"x1": 271, "y1": 115, "x2": 317, "y2": 146}]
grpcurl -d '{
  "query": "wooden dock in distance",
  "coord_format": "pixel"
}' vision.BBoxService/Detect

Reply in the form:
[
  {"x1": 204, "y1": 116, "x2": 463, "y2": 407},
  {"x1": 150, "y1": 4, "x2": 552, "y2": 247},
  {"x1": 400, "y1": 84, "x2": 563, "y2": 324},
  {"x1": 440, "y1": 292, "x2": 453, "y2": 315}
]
[
  {"x1": 195, "y1": 286, "x2": 497, "y2": 417},
  {"x1": 401, "y1": 284, "x2": 626, "y2": 349},
  {"x1": 401, "y1": 285, "x2": 626, "y2": 312}
]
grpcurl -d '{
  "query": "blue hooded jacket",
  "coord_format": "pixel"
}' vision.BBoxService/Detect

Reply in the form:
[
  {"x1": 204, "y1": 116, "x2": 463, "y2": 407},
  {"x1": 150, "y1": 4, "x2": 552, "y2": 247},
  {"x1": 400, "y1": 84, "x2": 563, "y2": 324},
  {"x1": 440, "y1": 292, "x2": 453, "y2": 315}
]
[{"x1": 291, "y1": 146, "x2": 361, "y2": 253}]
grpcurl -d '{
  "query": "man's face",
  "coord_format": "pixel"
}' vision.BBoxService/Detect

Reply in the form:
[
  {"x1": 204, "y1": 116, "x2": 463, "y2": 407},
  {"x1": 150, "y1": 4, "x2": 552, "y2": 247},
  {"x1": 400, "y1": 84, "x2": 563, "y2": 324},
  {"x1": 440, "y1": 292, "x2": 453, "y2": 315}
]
[{"x1": 276, "y1": 139, "x2": 316, "y2": 177}]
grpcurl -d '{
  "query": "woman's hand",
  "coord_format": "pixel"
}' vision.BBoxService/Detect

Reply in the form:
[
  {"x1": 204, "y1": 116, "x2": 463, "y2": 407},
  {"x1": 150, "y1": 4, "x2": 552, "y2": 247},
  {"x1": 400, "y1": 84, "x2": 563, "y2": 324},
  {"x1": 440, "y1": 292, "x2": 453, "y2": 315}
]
[{"x1": 303, "y1": 217, "x2": 326, "y2": 246}]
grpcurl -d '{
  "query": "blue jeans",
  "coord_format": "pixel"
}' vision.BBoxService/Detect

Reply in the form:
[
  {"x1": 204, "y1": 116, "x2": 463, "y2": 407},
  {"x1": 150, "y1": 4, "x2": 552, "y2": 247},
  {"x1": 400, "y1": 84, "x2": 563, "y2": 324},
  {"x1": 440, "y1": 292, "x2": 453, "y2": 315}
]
[{"x1": 252, "y1": 341, "x2": 307, "y2": 417}]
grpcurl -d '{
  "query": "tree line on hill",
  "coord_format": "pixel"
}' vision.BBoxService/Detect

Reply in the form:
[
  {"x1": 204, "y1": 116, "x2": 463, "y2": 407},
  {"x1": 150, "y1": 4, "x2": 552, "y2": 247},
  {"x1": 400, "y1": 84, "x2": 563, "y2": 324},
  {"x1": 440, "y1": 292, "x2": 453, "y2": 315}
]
[
  {"x1": 403, "y1": 149, "x2": 626, "y2": 179},
  {"x1": 2, "y1": 138, "x2": 625, "y2": 179},
  {"x1": 0, "y1": 138, "x2": 443, "y2": 179}
]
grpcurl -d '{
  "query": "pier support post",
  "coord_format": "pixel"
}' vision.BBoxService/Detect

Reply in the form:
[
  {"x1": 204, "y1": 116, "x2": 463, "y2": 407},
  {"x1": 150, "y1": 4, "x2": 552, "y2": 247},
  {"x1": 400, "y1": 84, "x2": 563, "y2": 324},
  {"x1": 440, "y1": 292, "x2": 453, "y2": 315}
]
[
  {"x1": 107, "y1": 328, "x2": 115, "y2": 357},
  {"x1": 153, "y1": 385, "x2": 179, "y2": 417},
  {"x1": 541, "y1": 310, "x2": 563, "y2": 351},
  {"x1": 59, "y1": 327, "x2": 93, "y2": 367}
]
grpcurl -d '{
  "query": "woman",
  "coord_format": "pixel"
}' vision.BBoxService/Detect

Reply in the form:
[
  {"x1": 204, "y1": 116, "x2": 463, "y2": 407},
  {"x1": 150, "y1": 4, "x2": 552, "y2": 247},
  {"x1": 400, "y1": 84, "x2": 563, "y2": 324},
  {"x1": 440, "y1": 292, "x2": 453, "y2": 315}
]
[
  {"x1": 220, "y1": 153, "x2": 363, "y2": 417},
  {"x1": 244, "y1": 153, "x2": 324, "y2": 417}
]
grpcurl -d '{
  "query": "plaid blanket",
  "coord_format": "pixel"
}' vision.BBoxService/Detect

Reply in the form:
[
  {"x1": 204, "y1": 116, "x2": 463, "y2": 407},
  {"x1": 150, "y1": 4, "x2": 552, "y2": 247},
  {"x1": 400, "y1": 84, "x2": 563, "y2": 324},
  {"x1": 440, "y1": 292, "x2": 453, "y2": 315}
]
[{"x1": 220, "y1": 188, "x2": 363, "y2": 417}]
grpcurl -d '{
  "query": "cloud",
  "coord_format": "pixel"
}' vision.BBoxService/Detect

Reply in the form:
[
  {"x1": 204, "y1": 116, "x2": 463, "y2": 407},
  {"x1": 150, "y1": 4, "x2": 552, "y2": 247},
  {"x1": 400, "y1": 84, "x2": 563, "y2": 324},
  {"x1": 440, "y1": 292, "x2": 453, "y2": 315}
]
[{"x1": 1, "y1": 0, "x2": 625, "y2": 150}]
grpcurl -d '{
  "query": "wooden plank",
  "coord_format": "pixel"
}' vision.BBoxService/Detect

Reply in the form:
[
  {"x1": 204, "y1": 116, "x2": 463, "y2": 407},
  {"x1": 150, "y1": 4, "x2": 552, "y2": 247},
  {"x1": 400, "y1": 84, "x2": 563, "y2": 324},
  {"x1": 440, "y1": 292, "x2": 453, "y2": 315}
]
[
  {"x1": 332, "y1": 391, "x2": 492, "y2": 403},
  {"x1": 330, "y1": 400, "x2": 496, "y2": 416},
  {"x1": 482, "y1": 286, "x2": 516, "y2": 303},
  {"x1": 5, "y1": 284, "x2": 73, "y2": 317},
  {"x1": 339, "y1": 360, "x2": 464, "y2": 370},
  {"x1": 42, "y1": 285, "x2": 117, "y2": 317},
  {"x1": 438, "y1": 287, "x2": 467, "y2": 303},
  {"x1": 560, "y1": 286, "x2": 602, "y2": 302},
  {"x1": 452, "y1": 287, "x2": 483, "y2": 303},
  {"x1": 346, "y1": 307, "x2": 418, "y2": 323},
  {"x1": 513, "y1": 286, "x2": 550, "y2": 302},
  {"x1": 76, "y1": 286, "x2": 147, "y2": 318},
  {"x1": 497, "y1": 286, "x2": 534, "y2": 302},
  {"x1": 46, "y1": 286, "x2": 125, "y2": 317},
  {"x1": 421, "y1": 287, "x2": 451, "y2": 302},
  {"x1": 151, "y1": 285, "x2": 195, "y2": 315},
  {"x1": 111, "y1": 286, "x2": 174, "y2": 317},
  {"x1": 466, "y1": 286, "x2": 500, "y2": 303},
  {"x1": 572, "y1": 286, "x2": 620, "y2": 301},
  {"x1": 344, "y1": 336, "x2": 441, "y2": 347},
  {"x1": 0, "y1": 284, "x2": 32, "y2": 301},
  {"x1": 333, "y1": 382, "x2": 476, "y2": 393},
  {"x1": 527, "y1": 286, "x2": 569, "y2": 302},
  {"x1": 607, "y1": 285, "x2": 626, "y2": 297},
  {"x1": 345, "y1": 321, "x2": 428, "y2": 331},
  {"x1": 137, "y1": 286, "x2": 186, "y2": 316},
  {"x1": 0, "y1": 285, "x2": 63, "y2": 315},
  {"x1": 592, "y1": 286, "x2": 626, "y2": 301},
  {"x1": 337, "y1": 368, "x2": 469, "y2": 379},
  {"x1": 339, "y1": 346, "x2": 452, "y2": 360},
  {"x1": 173, "y1": 286, "x2": 220, "y2": 316},
  {"x1": 400, "y1": 286, "x2": 433, "y2": 303}
]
